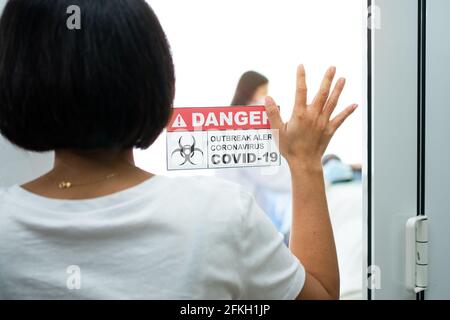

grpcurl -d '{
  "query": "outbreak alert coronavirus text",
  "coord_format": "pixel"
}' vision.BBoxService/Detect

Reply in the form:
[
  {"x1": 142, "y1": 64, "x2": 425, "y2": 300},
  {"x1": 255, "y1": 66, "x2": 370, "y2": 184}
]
[{"x1": 166, "y1": 106, "x2": 281, "y2": 171}]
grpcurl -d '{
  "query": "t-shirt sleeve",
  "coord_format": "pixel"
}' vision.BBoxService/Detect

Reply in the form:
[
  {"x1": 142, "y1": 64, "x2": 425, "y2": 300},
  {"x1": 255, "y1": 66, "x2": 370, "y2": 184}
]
[{"x1": 238, "y1": 191, "x2": 306, "y2": 300}]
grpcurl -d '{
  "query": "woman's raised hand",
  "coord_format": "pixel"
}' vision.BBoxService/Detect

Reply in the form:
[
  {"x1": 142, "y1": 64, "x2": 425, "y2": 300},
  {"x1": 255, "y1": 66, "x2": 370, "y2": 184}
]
[{"x1": 265, "y1": 65, "x2": 358, "y2": 168}]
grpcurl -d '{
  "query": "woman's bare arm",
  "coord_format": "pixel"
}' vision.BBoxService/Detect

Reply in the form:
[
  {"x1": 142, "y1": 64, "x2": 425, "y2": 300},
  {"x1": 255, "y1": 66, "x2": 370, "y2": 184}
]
[{"x1": 265, "y1": 65, "x2": 357, "y2": 300}]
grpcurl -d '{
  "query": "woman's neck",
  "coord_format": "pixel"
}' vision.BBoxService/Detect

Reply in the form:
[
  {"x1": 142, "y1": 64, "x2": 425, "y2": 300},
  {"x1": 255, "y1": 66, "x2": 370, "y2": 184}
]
[
  {"x1": 54, "y1": 149, "x2": 135, "y2": 173},
  {"x1": 21, "y1": 148, "x2": 154, "y2": 200}
]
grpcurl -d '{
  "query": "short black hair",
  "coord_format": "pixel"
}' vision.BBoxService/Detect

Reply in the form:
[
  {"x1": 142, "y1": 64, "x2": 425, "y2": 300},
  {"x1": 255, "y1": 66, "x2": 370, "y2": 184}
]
[{"x1": 0, "y1": 0, "x2": 175, "y2": 152}]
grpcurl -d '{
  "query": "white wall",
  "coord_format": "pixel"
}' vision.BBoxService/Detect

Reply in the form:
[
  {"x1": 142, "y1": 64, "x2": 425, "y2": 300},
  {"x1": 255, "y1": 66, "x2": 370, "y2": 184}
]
[{"x1": 0, "y1": 137, "x2": 53, "y2": 187}]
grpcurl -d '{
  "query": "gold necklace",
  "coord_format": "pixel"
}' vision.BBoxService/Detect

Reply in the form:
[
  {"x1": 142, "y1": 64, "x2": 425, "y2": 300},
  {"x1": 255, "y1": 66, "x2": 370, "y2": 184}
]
[
  {"x1": 45, "y1": 159, "x2": 140, "y2": 190},
  {"x1": 58, "y1": 173, "x2": 118, "y2": 189}
]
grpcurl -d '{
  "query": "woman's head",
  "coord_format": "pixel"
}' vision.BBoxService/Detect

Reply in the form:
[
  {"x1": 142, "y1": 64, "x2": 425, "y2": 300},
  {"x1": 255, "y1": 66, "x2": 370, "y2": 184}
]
[
  {"x1": 0, "y1": 0, "x2": 175, "y2": 152},
  {"x1": 231, "y1": 71, "x2": 269, "y2": 106}
]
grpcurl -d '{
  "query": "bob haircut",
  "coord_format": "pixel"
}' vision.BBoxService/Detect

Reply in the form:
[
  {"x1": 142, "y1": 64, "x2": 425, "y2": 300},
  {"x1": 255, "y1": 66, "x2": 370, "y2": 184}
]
[{"x1": 0, "y1": 0, "x2": 175, "y2": 152}]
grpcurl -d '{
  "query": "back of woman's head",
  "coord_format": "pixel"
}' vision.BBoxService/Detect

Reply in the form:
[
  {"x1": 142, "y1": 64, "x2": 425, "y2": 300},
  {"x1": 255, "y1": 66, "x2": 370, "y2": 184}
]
[{"x1": 0, "y1": 0, "x2": 175, "y2": 152}]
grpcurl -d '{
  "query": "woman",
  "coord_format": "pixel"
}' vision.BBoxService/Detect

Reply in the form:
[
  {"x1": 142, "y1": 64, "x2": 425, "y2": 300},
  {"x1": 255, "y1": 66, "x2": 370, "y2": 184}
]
[
  {"x1": 0, "y1": 0, "x2": 357, "y2": 300},
  {"x1": 219, "y1": 71, "x2": 293, "y2": 239}
]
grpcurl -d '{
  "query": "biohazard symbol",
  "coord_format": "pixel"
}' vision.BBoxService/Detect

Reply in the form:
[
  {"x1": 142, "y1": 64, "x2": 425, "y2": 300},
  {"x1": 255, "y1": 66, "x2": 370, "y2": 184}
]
[{"x1": 171, "y1": 136, "x2": 204, "y2": 166}]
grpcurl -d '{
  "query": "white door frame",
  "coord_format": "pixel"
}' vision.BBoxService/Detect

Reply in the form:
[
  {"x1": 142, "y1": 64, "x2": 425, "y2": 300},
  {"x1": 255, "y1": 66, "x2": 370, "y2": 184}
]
[{"x1": 364, "y1": 0, "x2": 421, "y2": 300}]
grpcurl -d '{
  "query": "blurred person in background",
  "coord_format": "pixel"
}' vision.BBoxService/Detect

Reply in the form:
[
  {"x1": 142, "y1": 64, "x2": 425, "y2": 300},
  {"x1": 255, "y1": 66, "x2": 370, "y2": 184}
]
[
  {"x1": 216, "y1": 71, "x2": 293, "y2": 241},
  {"x1": 231, "y1": 71, "x2": 269, "y2": 106}
]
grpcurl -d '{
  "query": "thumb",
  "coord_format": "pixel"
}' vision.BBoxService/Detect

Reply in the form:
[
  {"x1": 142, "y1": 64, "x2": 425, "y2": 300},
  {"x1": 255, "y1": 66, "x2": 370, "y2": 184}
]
[{"x1": 264, "y1": 96, "x2": 283, "y2": 130}]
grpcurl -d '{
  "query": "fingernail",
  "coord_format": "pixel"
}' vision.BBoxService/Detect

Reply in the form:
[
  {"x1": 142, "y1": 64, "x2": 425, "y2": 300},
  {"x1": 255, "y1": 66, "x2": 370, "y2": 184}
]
[{"x1": 352, "y1": 104, "x2": 359, "y2": 110}]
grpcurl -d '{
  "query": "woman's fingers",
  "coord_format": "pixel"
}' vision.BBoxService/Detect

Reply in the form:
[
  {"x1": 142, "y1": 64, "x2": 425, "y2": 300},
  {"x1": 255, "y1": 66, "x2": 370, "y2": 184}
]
[
  {"x1": 265, "y1": 96, "x2": 284, "y2": 130},
  {"x1": 330, "y1": 104, "x2": 358, "y2": 133},
  {"x1": 294, "y1": 65, "x2": 308, "y2": 111},
  {"x1": 269, "y1": 64, "x2": 355, "y2": 137},
  {"x1": 323, "y1": 78, "x2": 346, "y2": 118},
  {"x1": 312, "y1": 67, "x2": 336, "y2": 112}
]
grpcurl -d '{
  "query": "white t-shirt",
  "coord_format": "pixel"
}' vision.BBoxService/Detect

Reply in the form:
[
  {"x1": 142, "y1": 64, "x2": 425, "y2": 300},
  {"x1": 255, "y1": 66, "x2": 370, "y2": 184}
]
[{"x1": 0, "y1": 175, "x2": 305, "y2": 300}]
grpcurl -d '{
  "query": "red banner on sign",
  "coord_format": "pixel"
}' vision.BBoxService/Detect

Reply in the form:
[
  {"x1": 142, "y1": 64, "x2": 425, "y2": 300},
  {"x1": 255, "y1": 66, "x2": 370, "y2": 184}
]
[{"x1": 167, "y1": 106, "x2": 271, "y2": 132}]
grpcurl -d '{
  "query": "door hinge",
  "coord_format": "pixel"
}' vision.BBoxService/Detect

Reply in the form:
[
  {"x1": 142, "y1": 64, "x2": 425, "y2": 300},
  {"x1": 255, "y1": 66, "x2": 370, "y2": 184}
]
[{"x1": 406, "y1": 216, "x2": 428, "y2": 293}]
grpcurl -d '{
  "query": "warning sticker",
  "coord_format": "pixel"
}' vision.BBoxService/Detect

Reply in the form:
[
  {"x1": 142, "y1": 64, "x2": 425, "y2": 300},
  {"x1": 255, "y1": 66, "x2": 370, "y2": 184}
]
[{"x1": 166, "y1": 106, "x2": 281, "y2": 171}]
